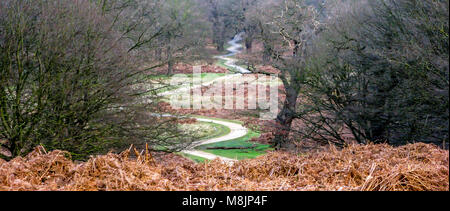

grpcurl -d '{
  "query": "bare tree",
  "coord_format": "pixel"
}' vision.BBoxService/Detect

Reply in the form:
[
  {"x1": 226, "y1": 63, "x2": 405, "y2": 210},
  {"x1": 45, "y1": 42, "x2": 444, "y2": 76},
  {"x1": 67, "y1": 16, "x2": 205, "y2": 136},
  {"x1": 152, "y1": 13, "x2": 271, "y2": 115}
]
[
  {"x1": 281, "y1": 0, "x2": 449, "y2": 148},
  {"x1": 0, "y1": 0, "x2": 198, "y2": 160},
  {"x1": 256, "y1": 0, "x2": 323, "y2": 149}
]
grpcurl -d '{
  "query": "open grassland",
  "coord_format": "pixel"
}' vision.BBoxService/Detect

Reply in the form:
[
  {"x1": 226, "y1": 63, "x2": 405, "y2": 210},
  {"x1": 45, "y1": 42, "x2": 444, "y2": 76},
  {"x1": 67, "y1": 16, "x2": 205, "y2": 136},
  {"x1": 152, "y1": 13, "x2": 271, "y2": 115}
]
[{"x1": 147, "y1": 73, "x2": 228, "y2": 94}]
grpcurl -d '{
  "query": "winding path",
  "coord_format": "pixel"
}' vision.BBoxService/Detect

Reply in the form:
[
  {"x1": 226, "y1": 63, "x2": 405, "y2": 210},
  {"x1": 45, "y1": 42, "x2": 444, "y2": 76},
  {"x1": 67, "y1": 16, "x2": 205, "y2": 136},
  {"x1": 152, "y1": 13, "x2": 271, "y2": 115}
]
[
  {"x1": 214, "y1": 32, "x2": 252, "y2": 74},
  {"x1": 181, "y1": 117, "x2": 248, "y2": 163},
  {"x1": 159, "y1": 33, "x2": 250, "y2": 98},
  {"x1": 161, "y1": 33, "x2": 252, "y2": 163}
]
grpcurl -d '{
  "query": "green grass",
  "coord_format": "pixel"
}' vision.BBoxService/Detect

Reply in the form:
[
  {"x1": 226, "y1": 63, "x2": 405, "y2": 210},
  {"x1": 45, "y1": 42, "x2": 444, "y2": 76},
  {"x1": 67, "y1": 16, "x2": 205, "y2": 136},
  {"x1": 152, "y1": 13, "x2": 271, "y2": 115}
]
[
  {"x1": 151, "y1": 73, "x2": 227, "y2": 94},
  {"x1": 147, "y1": 73, "x2": 224, "y2": 80},
  {"x1": 155, "y1": 84, "x2": 183, "y2": 94},
  {"x1": 158, "y1": 73, "x2": 226, "y2": 80},
  {"x1": 151, "y1": 121, "x2": 230, "y2": 151},
  {"x1": 197, "y1": 122, "x2": 231, "y2": 141},
  {"x1": 199, "y1": 73, "x2": 227, "y2": 81},
  {"x1": 216, "y1": 59, "x2": 229, "y2": 69},
  {"x1": 175, "y1": 117, "x2": 274, "y2": 162},
  {"x1": 215, "y1": 59, "x2": 240, "y2": 73},
  {"x1": 177, "y1": 152, "x2": 209, "y2": 163},
  {"x1": 191, "y1": 115, "x2": 244, "y2": 125},
  {"x1": 197, "y1": 130, "x2": 274, "y2": 160}
]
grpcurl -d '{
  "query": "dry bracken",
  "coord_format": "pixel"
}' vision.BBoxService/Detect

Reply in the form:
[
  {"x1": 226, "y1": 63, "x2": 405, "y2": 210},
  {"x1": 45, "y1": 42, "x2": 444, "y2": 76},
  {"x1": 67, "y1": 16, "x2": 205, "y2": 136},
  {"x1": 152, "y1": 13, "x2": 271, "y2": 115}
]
[{"x1": 0, "y1": 143, "x2": 448, "y2": 191}]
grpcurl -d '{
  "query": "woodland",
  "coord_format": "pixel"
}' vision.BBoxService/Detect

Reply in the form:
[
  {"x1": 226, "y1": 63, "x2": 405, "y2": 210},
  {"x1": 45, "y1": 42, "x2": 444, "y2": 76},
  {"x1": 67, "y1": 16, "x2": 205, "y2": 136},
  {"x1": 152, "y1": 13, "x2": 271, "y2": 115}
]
[{"x1": 0, "y1": 0, "x2": 448, "y2": 191}]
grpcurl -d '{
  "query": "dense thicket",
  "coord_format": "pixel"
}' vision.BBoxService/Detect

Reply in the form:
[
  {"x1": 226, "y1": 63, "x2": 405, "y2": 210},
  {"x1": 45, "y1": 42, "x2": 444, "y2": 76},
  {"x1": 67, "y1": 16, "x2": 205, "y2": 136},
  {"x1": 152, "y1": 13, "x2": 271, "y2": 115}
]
[
  {"x1": 237, "y1": 0, "x2": 448, "y2": 148},
  {"x1": 297, "y1": 0, "x2": 449, "y2": 147},
  {"x1": 0, "y1": 0, "x2": 204, "y2": 160}
]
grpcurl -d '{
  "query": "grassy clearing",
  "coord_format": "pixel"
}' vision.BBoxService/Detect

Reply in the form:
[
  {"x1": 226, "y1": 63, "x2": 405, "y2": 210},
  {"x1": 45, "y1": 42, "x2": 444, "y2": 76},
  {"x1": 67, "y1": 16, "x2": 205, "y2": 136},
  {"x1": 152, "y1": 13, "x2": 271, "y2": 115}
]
[
  {"x1": 217, "y1": 60, "x2": 249, "y2": 74},
  {"x1": 148, "y1": 73, "x2": 227, "y2": 81},
  {"x1": 181, "y1": 116, "x2": 273, "y2": 162},
  {"x1": 196, "y1": 122, "x2": 231, "y2": 141},
  {"x1": 177, "y1": 152, "x2": 209, "y2": 163},
  {"x1": 190, "y1": 115, "x2": 244, "y2": 125},
  {"x1": 191, "y1": 73, "x2": 227, "y2": 82},
  {"x1": 215, "y1": 59, "x2": 240, "y2": 73},
  {"x1": 134, "y1": 73, "x2": 229, "y2": 96},
  {"x1": 151, "y1": 121, "x2": 230, "y2": 152},
  {"x1": 150, "y1": 73, "x2": 227, "y2": 94},
  {"x1": 178, "y1": 121, "x2": 231, "y2": 141},
  {"x1": 197, "y1": 130, "x2": 274, "y2": 160}
]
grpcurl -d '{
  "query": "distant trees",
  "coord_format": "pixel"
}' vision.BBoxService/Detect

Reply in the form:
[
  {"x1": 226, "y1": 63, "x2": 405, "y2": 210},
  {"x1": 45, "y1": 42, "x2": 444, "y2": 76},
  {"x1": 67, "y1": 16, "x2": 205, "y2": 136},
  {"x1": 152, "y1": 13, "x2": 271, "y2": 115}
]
[
  {"x1": 240, "y1": 0, "x2": 259, "y2": 51},
  {"x1": 204, "y1": 0, "x2": 246, "y2": 52},
  {"x1": 204, "y1": 0, "x2": 226, "y2": 52},
  {"x1": 155, "y1": 0, "x2": 210, "y2": 75}
]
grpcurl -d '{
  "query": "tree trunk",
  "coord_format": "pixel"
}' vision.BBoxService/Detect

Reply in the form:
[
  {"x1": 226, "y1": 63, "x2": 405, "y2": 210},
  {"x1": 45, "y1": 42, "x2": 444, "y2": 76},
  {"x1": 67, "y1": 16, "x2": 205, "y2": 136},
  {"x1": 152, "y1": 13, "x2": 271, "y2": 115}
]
[
  {"x1": 293, "y1": 40, "x2": 300, "y2": 57},
  {"x1": 272, "y1": 86, "x2": 298, "y2": 150},
  {"x1": 217, "y1": 40, "x2": 225, "y2": 52},
  {"x1": 263, "y1": 43, "x2": 272, "y2": 64},
  {"x1": 167, "y1": 46, "x2": 173, "y2": 75},
  {"x1": 245, "y1": 37, "x2": 253, "y2": 52},
  {"x1": 155, "y1": 48, "x2": 162, "y2": 61}
]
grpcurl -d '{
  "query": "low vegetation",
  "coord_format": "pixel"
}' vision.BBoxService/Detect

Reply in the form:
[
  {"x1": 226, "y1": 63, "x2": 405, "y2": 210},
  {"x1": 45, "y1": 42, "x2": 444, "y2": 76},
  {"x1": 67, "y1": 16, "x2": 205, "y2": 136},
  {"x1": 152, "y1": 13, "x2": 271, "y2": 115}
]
[{"x1": 0, "y1": 143, "x2": 447, "y2": 191}]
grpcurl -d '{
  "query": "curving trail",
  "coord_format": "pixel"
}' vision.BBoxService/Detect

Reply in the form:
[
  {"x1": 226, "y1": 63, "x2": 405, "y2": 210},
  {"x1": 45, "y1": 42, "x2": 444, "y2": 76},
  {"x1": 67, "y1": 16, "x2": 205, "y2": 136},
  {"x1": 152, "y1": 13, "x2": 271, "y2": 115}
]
[
  {"x1": 162, "y1": 33, "x2": 252, "y2": 163},
  {"x1": 181, "y1": 117, "x2": 248, "y2": 163},
  {"x1": 159, "y1": 33, "x2": 250, "y2": 98},
  {"x1": 214, "y1": 32, "x2": 252, "y2": 74}
]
